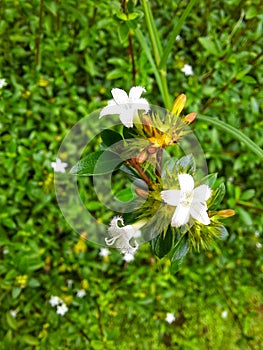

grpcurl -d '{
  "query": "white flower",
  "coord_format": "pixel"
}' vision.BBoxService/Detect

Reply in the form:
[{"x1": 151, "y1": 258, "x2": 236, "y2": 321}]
[
  {"x1": 99, "y1": 86, "x2": 150, "y2": 128},
  {"x1": 76, "y1": 289, "x2": 86, "y2": 298},
  {"x1": 221, "y1": 310, "x2": 228, "y2": 319},
  {"x1": 3, "y1": 247, "x2": 9, "y2": 254},
  {"x1": 67, "y1": 279, "x2": 73, "y2": 288},
  {"x1": 49, "y1": 295, "x2": 62, "y2": 307},
  {"x1": 123, "y1": 253, "x2": 135, "y2": 262},
  {"x1": 165, "y1": 313, "x2": 176, "y2": 324},
  {"x1": 51, "y1": 158, "x2": 68, "y2": 173},
  {"x1": 181, "y1": 64, "x2": 194, "y2": 76},
  {"x1": 56, "y1": 303, "x2": 68, "y2": 316},
  {"x1": 256, "y1": 242, "x2": 262, "y2": 249},
  {"x1": 161, "y1": 174, "x2": 212, "y2": 227},
  {"x1": 176, "y1": 35, "x2": 181, "y2": 41},
  {"x1": 99, "y1": 247, "x2": 111, "y2": 257},
  {"x1": 255, "y1": 231, "x2": 260, "y2": 238},
  {"x1": 105, "y1": 216, "x2": 142, "y2": 254},
  {"x1": 0, "y1": 78, "x2": 7, "y2": 89},
  {"x1": 10, "y1": 310, "x2": 17, "y2": 318}
]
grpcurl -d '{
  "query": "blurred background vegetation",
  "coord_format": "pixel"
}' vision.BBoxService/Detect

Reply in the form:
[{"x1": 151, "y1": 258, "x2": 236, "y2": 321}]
[{"x1": 0, "y1": 0, "x2": 262, "y2": 349}]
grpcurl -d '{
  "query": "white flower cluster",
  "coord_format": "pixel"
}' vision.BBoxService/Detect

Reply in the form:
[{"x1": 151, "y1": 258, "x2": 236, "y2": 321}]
[{"x1": 49, "y1": 296, "x2": 68, "y2": 316}]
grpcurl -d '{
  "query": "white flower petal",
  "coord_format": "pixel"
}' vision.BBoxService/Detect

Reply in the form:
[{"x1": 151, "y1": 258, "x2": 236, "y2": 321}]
[
  {"x1": 136, "y1": 99, "x2": 150, "y2": 112},
  {"x1": 119, "y1": 110, "x2": 134, "y2": 128},
  {"x1": 161, "y1": 190, "x2": 181, "y2": 206},
  {"x1": 99, "y1": 103, "x2": 121, "y2": 118},
  {"x1": 171, "y1": 204, "x2": 190, "y2": 227},
  {"x1": 111, "y1": 88, "x2": 129, "y2": 105},
  {"x1": 193, "y1": 184, "x2": 212, "y2": 202},
  {"x1": 178, "y1": 173, "x2": 194, "y2": 192},
  {"x1": 129, "y1": 86, "x2": 146, "y2": 101},
  {"x1": 190, "y1": 203, "x2": 210, "y2": 225}
]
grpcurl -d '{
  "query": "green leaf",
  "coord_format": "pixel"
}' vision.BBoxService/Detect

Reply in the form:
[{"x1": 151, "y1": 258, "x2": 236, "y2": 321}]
[
  {"x1": 12, "y1": 287, "x2": 22, "y2": 299},
  {"x1": 169, "y1": 235, "x2": 189, "y2": 274},
  {"x1": 22, "y1": 335, "x2": 39, "y2": 346},
  {"x1": 202, "y1": 173, "x2": 218, "y2": 188},
  {"x1": 209, "y1": 182, "x2": 225, "y2": 210},
  {"x1": 151, "y1": 228, "x2": 173, "y2": 258},
  {"x1": 240, "y1": 189, "x2": 255, "y2": 201},
  {"x1": 100, "y1": 129, "x2": 123, "y2": 147},
  {"x1": 6, "y1": 312, "x2": 18, "y2": 330},
  {"x1": 198, "y1": 37, "x2": 219, "y2": 56},
  {"x1": 118, "y1": 22, "x2": 130, "y2": 42},
  {"x1": 246, "y1": 6, "x2": 257, "y2": 19},
  {"x1": 115, "y1": 188, "x2": 135, "y2": 202},
  {"x1": 176, "y1": 154, "x2": 196, "y2": 175},
  {"x1": 70, "y1": 151, "x2": 122, "y2": 176}
]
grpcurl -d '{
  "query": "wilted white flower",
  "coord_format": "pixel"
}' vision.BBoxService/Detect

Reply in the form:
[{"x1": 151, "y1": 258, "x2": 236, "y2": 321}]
[
  {"x1": 56, "y1": 303, "x2": 68, "y2": 316},
  {"x1": 123, "y1": 253, "x2": 135, "y2": 262},
  {"x1": 165, "y1": 313, "x2": 176, "y2": 324},
  {"x1": 105, "y1": 216, "x2": 142, "y2": 254},
  {"x1": 0, "y1": 78, "x2": 7, "y2": 89},
  {"x1": 49, "y1": 295, "x2": 62, "y2": 307},
  {"x1": 221, "y1": 310, "x2": 228, "y2": 319},
  {"x1": 256, "y1": 242, "x2": 262, "y2": 249},
  {"x1": 181, "y1": 64, "x2": 194, "y2": 76},
  {"x1": 161, "y1": 174, "x2": 212, "y2": 227},
  {"x1": 10, "y1": 310, "x2": 17, "y2": 318},
  {"x1": 76, "y1": 289, "x2": 86, "y2": 298},
  {"x1": 99, "y1": 247, "x2": 111, "y2": 257},
  {"x1": 99, "y1": 86, "x2": 150, "y2": 128},
  {"x1": 51, "y1": 158, "x2": 68, "y2": 173}
]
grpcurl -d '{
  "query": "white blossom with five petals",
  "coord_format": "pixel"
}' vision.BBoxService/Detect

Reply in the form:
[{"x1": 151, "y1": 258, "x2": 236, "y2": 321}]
[
  {"x1": 161, "y1": 174, "x2": 211, "y2": 227},
  {"x1": 99, "y1": 86, "x2": 150, "y2": 128},
  {"x1": 105, "y1": 216, "x2": 142, "y2": 254}
]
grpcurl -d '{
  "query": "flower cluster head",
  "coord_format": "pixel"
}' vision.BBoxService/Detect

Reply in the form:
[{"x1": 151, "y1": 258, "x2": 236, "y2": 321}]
[{"x1": 71, "y1": 86, "x2": 235, "y2": 269}]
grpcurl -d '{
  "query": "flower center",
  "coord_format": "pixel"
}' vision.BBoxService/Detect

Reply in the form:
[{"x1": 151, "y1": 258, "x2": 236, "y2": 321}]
[{"x1": 181, "y1": 191, "x2": 193, "y2": 207}]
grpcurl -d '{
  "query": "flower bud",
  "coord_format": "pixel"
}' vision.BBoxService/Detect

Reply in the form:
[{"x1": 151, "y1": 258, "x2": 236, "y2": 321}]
[
  {"x1": 217, "y1": 209, "x2": 235, "y2": 218},
  {"x1": 136, "y1": 150, "x2": 148, "y2": 164},
  {"x1": 135, "y1": 188, "x2": 148, "y2": 198},
  {"x1": 142, "y1": 115, "x2": 152, "y2": 135},
  {"x1": 183, "y1": 112, "x2": 197, "y2": 124},
  {"x1": 171, "y1": 94, "x2": 186, "y2": 116},
  {"x1": 147, "y1": 146, "x2": 157, "y2": 154}
]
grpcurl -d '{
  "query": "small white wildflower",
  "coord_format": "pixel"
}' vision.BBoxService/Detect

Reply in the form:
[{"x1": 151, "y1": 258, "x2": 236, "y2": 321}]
[
  {"x1": 56, "y1": 303, "x2": 68, "y2": 316},
  {"x1": 181, "y1": 64, "x2": 194, "y2": 76},
  {"x1": 3, "y1": 247, "x2": 9, "y2": 254},
  {"x1": 76, "y1": 289, "x2": 86, "y2": 298},
  {"x1": 67, "y1": 279, "x2": 73, "y2": 288},
  {"x1": 123, "y1": 253, "x2": 135, "y2": 262},
  {"x1": 165, "y1": 313, "x2": 176, "y2": 324},
  {"x1": 49, "y1": 295, "x2": 62, "y2": 307},
  {"x1": 99, "y1": 86, "x2": 150, "y2": 128},
  {"x1": 51, "y1": 158, "x2": 68, "y2": 173},
  {"x1": 10, "y1": 310, "x2": 17, "y2": 318},
  {"x1": 99, "y1": 247, "x2": 111, "y2": 257},
  {"x1": 255, "y1": 231, "x2": 260, "y2": 238},
  {"x1": 105, "y1": 216, "x2": 142, "y2": 254},
  {"x1": 0, "y1": 78, "x2": 7, "y2": 89},
  {"x1": 161, "y1": 174, "x2": 212, "y2": 227},
  {"x1": 176, "y1": 35, "x2": 181, "y2": 41},
  {"x1": 221, "y1": 310, "x2": 228, "y2": 319},
  {"x1": 256, "y1": 242, "x2": 262, "y2": 249}
]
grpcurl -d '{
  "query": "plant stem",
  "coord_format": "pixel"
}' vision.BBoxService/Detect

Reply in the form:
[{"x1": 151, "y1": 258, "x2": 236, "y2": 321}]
[
  {"x1": 198, "y1": 115, "x2": 263, "y2": 161},
  {"x1": 159, "y1": 0, "x2": 197, "y2": 69},
  {"x1": 35, "y1": 0, "x2": 44, "y2": 67},
  {"x1": 127, "y1": 158, "x2": 152, "y2": 188}
]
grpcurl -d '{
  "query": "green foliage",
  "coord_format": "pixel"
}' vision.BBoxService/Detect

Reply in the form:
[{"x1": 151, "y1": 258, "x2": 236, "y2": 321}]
[{"x1": 0, "y1": 0, "x2": 262, "y2": 349}]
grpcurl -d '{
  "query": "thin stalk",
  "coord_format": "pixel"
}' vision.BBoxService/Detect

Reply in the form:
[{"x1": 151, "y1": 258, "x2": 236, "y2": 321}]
[
  {"x1": 35, "y1": 0, "x2": 44, "y2": 67},
  {"x1": 159, "y1": 0, "x2": 197, "y2": 69},
  {"x1": 198, "y1": 115, "x2": 263, "y2": 161}
]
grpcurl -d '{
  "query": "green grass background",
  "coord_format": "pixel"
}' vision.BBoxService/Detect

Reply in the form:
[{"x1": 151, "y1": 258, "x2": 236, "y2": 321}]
[{"x1": 0, "y1": 0, "x2": 262, "y2": 349}]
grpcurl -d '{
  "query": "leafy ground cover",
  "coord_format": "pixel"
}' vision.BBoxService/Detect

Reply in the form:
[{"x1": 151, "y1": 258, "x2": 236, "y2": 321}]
[{"x1": 0, "y1": 0, "x2": 262, "y2": 349}]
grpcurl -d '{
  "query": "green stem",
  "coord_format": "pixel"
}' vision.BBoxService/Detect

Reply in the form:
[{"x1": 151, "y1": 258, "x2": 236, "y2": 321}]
[
  {"x1": 198, "y1": 115, "x2": 263, "y2": 161},
  {"x1": 159, "y1": 0, "x2": 197, "y2": 69}
]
